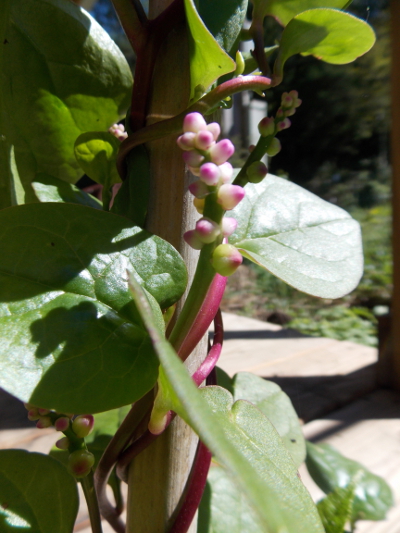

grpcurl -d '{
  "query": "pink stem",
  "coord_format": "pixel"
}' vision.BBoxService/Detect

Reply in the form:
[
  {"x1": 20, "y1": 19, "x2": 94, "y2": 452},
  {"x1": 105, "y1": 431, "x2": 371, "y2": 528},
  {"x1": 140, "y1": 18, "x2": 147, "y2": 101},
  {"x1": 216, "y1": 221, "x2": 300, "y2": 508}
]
[{"x1": 192, "y1": 309, "x2": 223, "y2": 386}]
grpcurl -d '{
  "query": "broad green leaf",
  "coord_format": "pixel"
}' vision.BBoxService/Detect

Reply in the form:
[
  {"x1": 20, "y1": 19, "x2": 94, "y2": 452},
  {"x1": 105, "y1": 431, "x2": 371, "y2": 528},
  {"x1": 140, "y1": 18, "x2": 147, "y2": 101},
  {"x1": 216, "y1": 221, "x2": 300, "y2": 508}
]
[
  {"x1": 0, "y1": 203, "x2": 187, "y2": 413},
  {"x1": 1, "y1": 0, "x2": 132, "y2": 202},
  {"x1": 197, "y1": 0, "x2": 248, "y2": 55},
  {"x1": 316, "y1": 485, "x2": 355, "y2": 533},
  {"x1": 184, "y1": 0, "x2": 236, "y2": 100},
  {"x1": 32, "y1": 173, "x2": 102, "y2": 209},
  {"x1": 0, "y1": 449, "x2": 78, "y2": 533},
  {"x1": 232, "y1": 372, "x2": 305, "y2": 468},
  {"x1": 252, "y1": 0, "x2": 349, "y2": 26},
  {"x1": 229, "y1": 174, "x2": 363, "y2": 298},
  {"x1": 128, "y1": 274, "x2": 324, "y2": 533},
  {"x1": 274, "y1": 9, "x2": 375, "y2": 84},
  {"x1": 306, "y1": 442, "x2": 394, "y2": 522}
]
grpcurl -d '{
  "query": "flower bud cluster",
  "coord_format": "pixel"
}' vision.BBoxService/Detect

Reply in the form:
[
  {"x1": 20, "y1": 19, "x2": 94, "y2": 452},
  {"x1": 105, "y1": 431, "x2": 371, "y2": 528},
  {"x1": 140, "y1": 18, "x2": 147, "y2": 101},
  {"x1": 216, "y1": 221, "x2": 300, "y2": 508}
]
[
  {"x1": 109, "y1": 123, "x2": 128, "y2": 142},
  {"x1": 178, "y1": 113, "x2": 245, "y2": 269}
]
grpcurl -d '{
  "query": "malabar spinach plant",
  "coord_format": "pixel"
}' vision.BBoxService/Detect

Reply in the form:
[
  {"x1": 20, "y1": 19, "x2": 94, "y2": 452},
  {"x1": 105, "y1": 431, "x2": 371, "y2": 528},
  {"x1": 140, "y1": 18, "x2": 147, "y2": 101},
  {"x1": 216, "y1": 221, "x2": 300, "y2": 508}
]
[{"x1": 0, "y1": 0, "x2": 390, "y2": 532}]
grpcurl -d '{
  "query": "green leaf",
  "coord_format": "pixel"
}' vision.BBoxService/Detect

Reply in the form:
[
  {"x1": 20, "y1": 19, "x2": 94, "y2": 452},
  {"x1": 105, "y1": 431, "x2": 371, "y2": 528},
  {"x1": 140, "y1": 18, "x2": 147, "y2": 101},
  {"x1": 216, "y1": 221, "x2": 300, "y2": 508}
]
[
  {"x1": 128, "y1": 274, "x2": 324, "y2": 533},
  {"x1": 252, "y1": 0, "x2": 349, "y2": 27},
  {"x1": 1, "y1": 0, "x2": 132, "y2": 202},
  {"x1": 274, "y1": 9, "x2": 375, "y2": 83},
  {"x1": 232, "y1": 372, "x2": 306, "y2": 468},
  {"x1": 306, "y1": 442, "x2": 394, "y2": 522},
  {"x1": 0, "y1": 449, "x2": 78, "y2": 533},
  {"x1": 316, "y1": 485, "x2": 355, "y2": 533},
  {"x1": 229, "y1": 174, "x2": 363, "y2": 298},
  {"x1": 32, "y1": 173, "x2": 102, "y2": 209},
  {"x1": 0, "y1": 203, "x2": 187, "y2": 413},
  {"x1": 196, "y1": 0, "x2": 248, "y2": 55},
  {"x1": 184, "y1": 0, "x2": 236, "y2": 100}
]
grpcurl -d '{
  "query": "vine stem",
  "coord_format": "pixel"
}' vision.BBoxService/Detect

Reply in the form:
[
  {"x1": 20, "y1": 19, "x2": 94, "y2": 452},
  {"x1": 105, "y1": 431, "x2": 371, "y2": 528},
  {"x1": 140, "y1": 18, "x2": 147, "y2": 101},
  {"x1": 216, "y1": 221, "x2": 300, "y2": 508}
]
[{"x1": 81, "y1": 472, "x2": 104, "y2": 533}]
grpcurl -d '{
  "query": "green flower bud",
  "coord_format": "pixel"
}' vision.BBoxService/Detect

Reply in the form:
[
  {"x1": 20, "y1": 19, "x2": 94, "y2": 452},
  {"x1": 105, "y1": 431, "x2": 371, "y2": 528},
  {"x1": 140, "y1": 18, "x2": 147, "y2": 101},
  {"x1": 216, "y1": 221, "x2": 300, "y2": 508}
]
[
  {"x1": 266, "y1": 137, "x2": 281, "y2": 157},
  {"x1": 68, "y1": 450, "x2": 95, "y2": 478},
  {"x1": 246, "y1": 161, "x2": 268, "y2": 184},
  {"x1": 211, "y1": 244, "x2": 243, "y2": 277}
]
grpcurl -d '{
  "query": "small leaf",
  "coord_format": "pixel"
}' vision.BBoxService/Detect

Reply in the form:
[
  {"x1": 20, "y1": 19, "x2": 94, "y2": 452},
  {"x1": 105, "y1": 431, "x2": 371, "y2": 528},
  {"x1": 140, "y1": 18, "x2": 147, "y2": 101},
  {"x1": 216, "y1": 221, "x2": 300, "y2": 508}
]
[
  {"x1": 229, "y1": 174, "x2": 363, "y2": 298},
  {"x1": 0, "y1": 203, "x2": 187, "y2": 413},
  {"x1": 32, "y1": 173, "x2": 102, "y2": 209},
  {"x1": 274, "y1": 9, "x2": 375, "y2": 83},
  {"x1": 0, "y1": 449, "x2": 78, "y2": 533},
  {"x1": 317, "y1": 485, "x2": 355, "y2": 533},
  {"x1": 232, "y1": 372, "x2": 306, "y2": 468},
  {"x1": 184, "y1": 0, "x2": 236, "y2": 100},
  {"x1": 306, "y1": 442, "x2": 394, "y2": 522}
]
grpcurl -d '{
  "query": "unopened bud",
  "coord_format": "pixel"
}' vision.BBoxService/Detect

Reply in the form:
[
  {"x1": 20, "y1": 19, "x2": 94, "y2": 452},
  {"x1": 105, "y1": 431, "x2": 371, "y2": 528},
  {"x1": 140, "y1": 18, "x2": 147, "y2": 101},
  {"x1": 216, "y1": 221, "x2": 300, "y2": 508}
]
[
  {"x1": 55, "y1": 417, "x2": 70, "y2": 432},
  {"x1": 209, "y1": 139, "x2": 235, "y2": 165},
  {"x1": 195, "y1": 218, "x2": 221, "y2": 244},
  {"x1": 182, "y1": 150, "x2": 205, "y2": 168},
  {"x1": 36, "y1": 417, "x2": 52, "y2": 429},
  {"x1": 281, "y1": 92, "x2": 293, "y2": 109},
  {"x1": 277, "y1": 118, "x2": 291, "y2": 131},
  {"x1": 199, "y1": 162, "x2": 220, "y2": 186},
  {"x1": 72, "y1": 415, "x2": 94, "y2": 438},
  {"x1": 258, "y1": 117, "x2": 275, "y2": 137},
  {"x1": 184, "y1": 229, "x2": 204, "y2": 250},
  {"x1": 206, "y1": 122, "x2": 221, "y2": 141},
  {"x1": 55, "y1": 437, "x2": 70, "y2": 450},
  {"x1": 234, "y1": 50, "x2": 245, "y2": 76},
  {"x1": 266, "y1": 137, "x2": 281, "y2": 157},
  {"x1": 211, "y1": 244, "x2": 243, "y2": 277},
  {"x1": 38, "y1": 408, "x2": 51, "y2": 416},
  {"x1": 188, "y1": 181, "x2": 209, "y2": 198},
  {"x1": 177, "y1": 132, "x2": 196, "y2": 151},
  {"x1": 183, "y1": 112, "x2": 207, "y2": 133},
  {"x1": 219, "y1": 162, "x2": 233, "y2": 183},
  {"x1": 195, "y1": 130, "x2": 215, "y2": 151},
  {"x1": 221, "y1": 217, "x2": 238, "y2": 237},
  {"x1": 27, "y1": 408, "x2": 40, "y2": 421},
  {"x1": 289, "y1": 90, "x2": 302, "y2": 107},
  {"x1": 217, "y1": 184, "x2": 245, "y2": 210},
  {"x1": 68, "y1": 449, "x2": 95, "y2": 478},
  {"x1": 247, "y1": 161, "x2": 268, "y2": 184},
  {"x1": 193, "y1": 197, "x2": 205, "y2": 214}
]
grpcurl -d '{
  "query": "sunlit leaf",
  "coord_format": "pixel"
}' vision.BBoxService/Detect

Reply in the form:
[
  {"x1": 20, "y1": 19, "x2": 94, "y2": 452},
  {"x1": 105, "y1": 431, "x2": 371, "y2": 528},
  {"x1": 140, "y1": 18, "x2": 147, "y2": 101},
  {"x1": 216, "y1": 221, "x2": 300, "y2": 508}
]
[
  {"x1": 32, "y1": 173, "x2": 102, "y2": 209},
  {"x1": 251, "y1": 0, "x2": 349, "y2": 26}
]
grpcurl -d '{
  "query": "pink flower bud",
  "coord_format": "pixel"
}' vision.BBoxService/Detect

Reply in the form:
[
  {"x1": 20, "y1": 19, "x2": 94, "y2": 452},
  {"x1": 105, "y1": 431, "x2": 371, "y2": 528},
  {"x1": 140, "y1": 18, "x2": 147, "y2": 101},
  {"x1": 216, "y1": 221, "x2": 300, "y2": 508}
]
[
  {"x1": 211, "y1": 244, "x2": 243, "y2": 277},
  {"x1": 219, "y1": 162, "x2": 233, "y2": 184},
  {"x1": 27, "y1": 408, "x2": 40, "y2": 421},
  {"x1": 177, "y1": 132, "x2": 196, "y2": 151},
  {"x1": 55, "y1": 416, "x2": 70, "y2": 432},
  {"x1": 193, "y1": 197, "x2": 205, "y2": 214},
  {"x1": 276, "y1": 108, "x2": 284, "y2": 117},
  {"x1": 188, "y1": 181, "x2": 209, "y2": 198},
  {"x1": 289, "y1": 90, "x2": 302, "y2": 107},
  {"x1": 182, "y1": 150, "x2": 204, "y2": 168},
  {"x1": 36, "y1": 417, "x2": 52, "y2": 429},
  {"x1": 266, "y1": 137, "x2": 281, "y2": 157},
  {"x1": 285, "y1": 108, "x2": 296, "y2": 117},
  {"x1": 68, "y1": 449, "x2": 95, "y2": 478},
  {"x1": 195, "y1": 218, "x2": 221, "y2": 244},
  {"x1": 183, "y1": 112, "x2": 207, "y2": 133},
  {"x1": 217, "y1": 184, "x2": 245, "y2": 210},
  {"x1": 199, "y1": 162, "x2": 220, "y2": 186},
  {"x1": 38, "y1": 408, "x2": 51, "y2": 416},
  {"x1": 206, "y1": 122, "x2": 221, "y2": 140},
  {"x1": 258, "y1": 117, "x2": 275, "y2": 137},
  {"x1": 72, "y1": 415, "x2": 94, "y2": 438},
  {"x1": 209, "y1": 139, "x2": 235, "y2": 165},
  {"x1": 277, "y1": 118, "x2": 291, "y2": 131},
  {"x1": 281, "y1": 92, "x2": 293, "y2": 108},
  {"x1": 184, "y1": 230, "x2": 204, "y2": 250},
  {"x1": 194, "y1": 130, "x2": 215, "y2": 151},
  {"x1": 221, "y1": 217, "x2": 238, "y2": 237},
  {"x1": 56, "y1": 437, "x2": 70, "y2": 450},
  {"x1": 246, "y1": 161, "x2": 268, "y2": 184}
]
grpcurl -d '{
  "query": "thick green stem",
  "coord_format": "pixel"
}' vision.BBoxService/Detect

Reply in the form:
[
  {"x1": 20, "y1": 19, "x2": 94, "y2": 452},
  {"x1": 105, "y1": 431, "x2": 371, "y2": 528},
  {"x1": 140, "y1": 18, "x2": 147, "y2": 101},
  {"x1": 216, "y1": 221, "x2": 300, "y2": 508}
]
[{"x1": 81, "y1": 472, "x2": 104, "y2": 533}]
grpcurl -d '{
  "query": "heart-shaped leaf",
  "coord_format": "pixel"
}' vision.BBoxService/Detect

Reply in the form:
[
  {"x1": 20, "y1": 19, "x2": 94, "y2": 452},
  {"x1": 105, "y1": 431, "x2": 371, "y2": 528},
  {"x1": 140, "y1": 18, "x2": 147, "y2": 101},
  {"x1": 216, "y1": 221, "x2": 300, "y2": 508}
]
[
  {"x1": 184, "y1": 0, "x2": 236, "y2": 100},
  {"x1": 0, "y1": 449, "x2": 78, "y2": 533},
  {"x1": 306, "y1": 442, "x2": 394, "y2": 522},
  {"x1": 1, "y1": 0, "x2": 132, "y2": 201},
  {"x1": 0, "y1": 203, "x2": 187, "y2": 413},
  {"x1": 32, "y1": 173, "x2": 102, "y2": 209},
  {"x1": 229, "y1": 174, "x2": 363, "y2": 298},
  {"x1": 274, "y1": 9, "x2": 375, "y2": 83}
]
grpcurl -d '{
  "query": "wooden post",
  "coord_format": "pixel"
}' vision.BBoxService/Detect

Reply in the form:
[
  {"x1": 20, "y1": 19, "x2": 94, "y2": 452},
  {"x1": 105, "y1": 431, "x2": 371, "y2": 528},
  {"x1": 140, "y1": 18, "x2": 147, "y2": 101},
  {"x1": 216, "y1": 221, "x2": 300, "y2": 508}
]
[{"x1": 378, "y1": 0, "x2": 400, "y2": 389}]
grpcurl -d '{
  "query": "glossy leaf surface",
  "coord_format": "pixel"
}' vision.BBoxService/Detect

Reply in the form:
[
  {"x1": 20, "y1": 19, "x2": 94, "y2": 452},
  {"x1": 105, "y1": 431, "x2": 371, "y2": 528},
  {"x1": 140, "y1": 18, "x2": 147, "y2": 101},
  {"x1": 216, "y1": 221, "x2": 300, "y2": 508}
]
[
  {"x1": 184, "y1": 0, "x2": 236, "y2": 99},
  {"x1": 229, "y1": 174, "x2": 363, "y2": 298},
  {"x1": 306, "y1": 442, "x2": 394, "y2": 522},
  {"x1": 274, "y1": 9, "x2": 375, "y2": 83},
  {"x1": 32, "y1": 173, "x2": 102, "y2": 209},
  {"x1": 1, "y1": 0, "x2": 132, "y2": 201},
  {"x1": 232, "y1": 372, "x2": 305, "y2": 468},
  {"x1": 0, "y1": 449, "x2": 78, "y2": 533},
  {"x1": 0, "y1": 203, "x2": 187, "y2": 413},
  {"x1": 128, "y1": 274, "x2": 324, "y2": 533},
  {"x1": 252, "y1": 0, "x2": 349, "y2": 26}
]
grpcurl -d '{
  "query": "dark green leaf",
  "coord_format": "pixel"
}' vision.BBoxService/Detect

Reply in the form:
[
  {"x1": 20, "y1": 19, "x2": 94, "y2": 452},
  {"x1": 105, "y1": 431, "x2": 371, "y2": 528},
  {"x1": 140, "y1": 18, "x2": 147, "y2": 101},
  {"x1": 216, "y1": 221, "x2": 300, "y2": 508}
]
[
  {"x1": 306, "y1": 442, "x2": 394, "y2": 522},
  {"x1": 184, "y1": 0, "x2": 236, "y2": 100},
  {"x1": 128, "y1": 274, "x2": 324, "y2": 533},
  {"x1": 252, "y1": 0, "x2": 349, "y2": 26},
  {"x1": 1, "y1": 0, "x2": 132, "y2": 202},
  {"x1": 274, "y1": 9, "x2": 375, "y2": 83},
  {"x1": 229, "y1": 174, "x2": 363, "y2": 298},
  {"x1": 32, "y1": 173, "x2": 102, "y2": 209},
  {"x1": 0, "y1": 449, "x2": 78, "y2": 533},
  {"x1": 0, "y1": 203, "x2": 187, "y2": 413},
  {"x1": 232, "y1": 372, "x2": 305, "y2": 468},
  {"x1": 317, "y1": 485, "x2": 355, "y2": 533}
]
